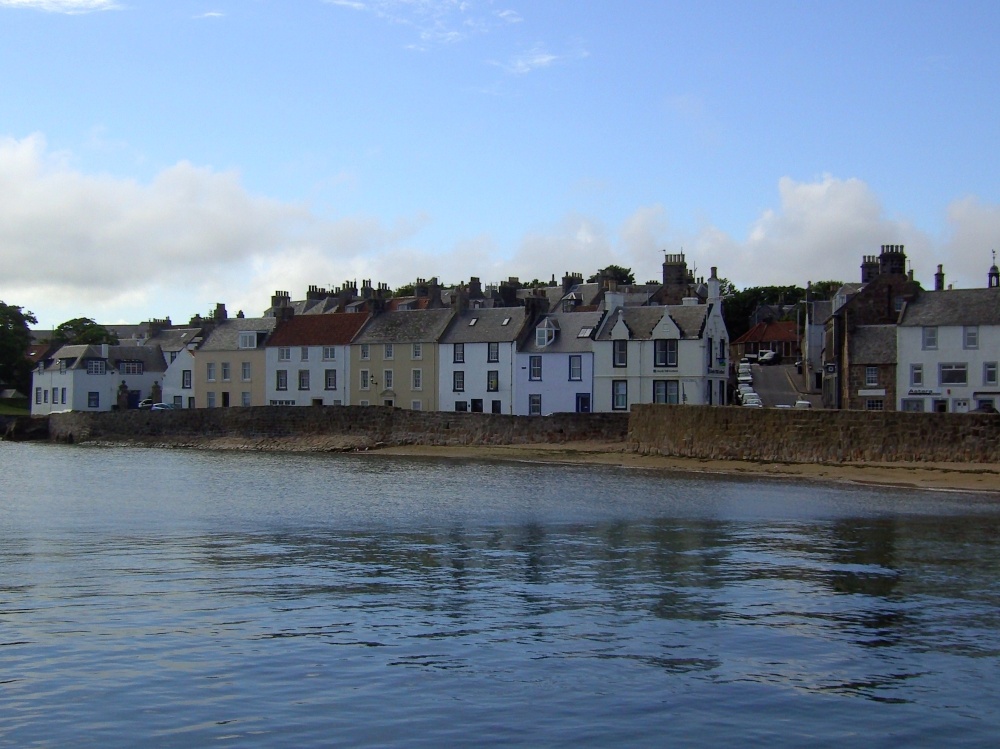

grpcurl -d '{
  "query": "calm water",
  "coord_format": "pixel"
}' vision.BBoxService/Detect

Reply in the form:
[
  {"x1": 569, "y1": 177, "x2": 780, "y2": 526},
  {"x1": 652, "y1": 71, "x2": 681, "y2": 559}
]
[{"x1": 1, "y1": 443, "x2": 999, "y2": 748}]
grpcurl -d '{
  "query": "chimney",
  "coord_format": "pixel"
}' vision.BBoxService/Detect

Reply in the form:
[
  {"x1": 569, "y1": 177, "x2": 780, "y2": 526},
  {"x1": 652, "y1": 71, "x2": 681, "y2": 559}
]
[
  {"x1": 707, "y1": 266, "x2": 721, "y2": 305},
  {"x1": 935, "y1": 264, "x2": 945, "y2": 291},
  {"x1": 214, "y1": 303, "x2": 228, "y2": 321}
]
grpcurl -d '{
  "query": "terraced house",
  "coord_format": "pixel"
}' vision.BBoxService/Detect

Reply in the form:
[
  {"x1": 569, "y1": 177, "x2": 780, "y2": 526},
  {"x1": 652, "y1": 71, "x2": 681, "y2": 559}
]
[
  {"x1": 193, "y1": 310, "x2": 276, "y2": 408},
  {"x1": 350, "y1": 308, "x2": 455, "y2": 410}
]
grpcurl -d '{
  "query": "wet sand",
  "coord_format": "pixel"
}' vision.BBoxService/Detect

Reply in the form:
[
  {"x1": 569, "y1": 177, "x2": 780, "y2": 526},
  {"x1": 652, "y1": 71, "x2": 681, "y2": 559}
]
[{"x1": 372, "y1": 441, "x2": 1000, "y2": 494}]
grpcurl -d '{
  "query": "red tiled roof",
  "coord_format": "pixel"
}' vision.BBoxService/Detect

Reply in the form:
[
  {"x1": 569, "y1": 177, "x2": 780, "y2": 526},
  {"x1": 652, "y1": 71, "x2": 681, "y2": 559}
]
[
  {"x1": 732, "y1": 320, "x2": 798, "y2": 345},
  {"x1": 266, "y1": 313, "x2": 371, "y2": 347}
]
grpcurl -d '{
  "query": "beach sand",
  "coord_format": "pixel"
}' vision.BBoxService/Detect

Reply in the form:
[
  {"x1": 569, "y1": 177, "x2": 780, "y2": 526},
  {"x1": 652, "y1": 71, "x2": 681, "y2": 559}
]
[{"x1": 372, "y1": 440, "x2": 1000, "y2": 494}]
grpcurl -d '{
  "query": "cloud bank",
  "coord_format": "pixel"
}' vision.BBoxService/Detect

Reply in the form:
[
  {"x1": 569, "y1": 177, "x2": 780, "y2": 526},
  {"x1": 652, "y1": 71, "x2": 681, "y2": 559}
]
[
  {"x1": 0, "y1": 0, "x2": 119, "y2": 13},
  {"x1": 2, "y1": 135, "x2": 998, "y2": 328}
]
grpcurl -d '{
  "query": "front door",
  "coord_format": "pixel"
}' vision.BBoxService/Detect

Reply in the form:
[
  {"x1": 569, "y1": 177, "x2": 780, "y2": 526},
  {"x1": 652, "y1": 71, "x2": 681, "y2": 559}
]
[{"x1": 576, "y1": 393, "x2": 591, "y2": 413}]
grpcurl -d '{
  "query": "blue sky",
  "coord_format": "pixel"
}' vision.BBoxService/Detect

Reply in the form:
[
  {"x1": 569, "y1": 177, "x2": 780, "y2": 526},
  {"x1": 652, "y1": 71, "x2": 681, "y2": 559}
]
[{"x1": 2, "y1": 0, "x2": 999, "y2": 328}]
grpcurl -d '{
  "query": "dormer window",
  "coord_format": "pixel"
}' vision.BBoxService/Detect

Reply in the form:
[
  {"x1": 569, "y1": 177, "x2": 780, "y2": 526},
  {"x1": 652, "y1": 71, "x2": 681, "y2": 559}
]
[
  {"x1": 239, "y1": 332, "x2": 257, "y2": 349},
  {"x1": 535, "y1": 320, "x2": 557, "y2": 347}
]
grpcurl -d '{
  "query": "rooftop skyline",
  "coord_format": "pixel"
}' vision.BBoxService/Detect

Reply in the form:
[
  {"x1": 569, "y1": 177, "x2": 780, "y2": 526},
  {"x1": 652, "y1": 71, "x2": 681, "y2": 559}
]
[{"x1": 2, "y1": 0, "x2": 999, "y2": 328}]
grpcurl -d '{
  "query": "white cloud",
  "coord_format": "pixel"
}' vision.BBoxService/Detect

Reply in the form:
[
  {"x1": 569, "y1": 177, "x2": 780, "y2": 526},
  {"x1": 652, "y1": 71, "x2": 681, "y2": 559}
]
[{"x1": 0, "y1": 0, "x2": 119, "y2": 12}]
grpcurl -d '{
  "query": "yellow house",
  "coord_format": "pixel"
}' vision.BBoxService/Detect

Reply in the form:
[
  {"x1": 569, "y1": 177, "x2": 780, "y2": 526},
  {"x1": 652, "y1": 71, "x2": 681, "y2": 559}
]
[{"x1": 193, "y1": 315, "x2": 276, "y2": 408}]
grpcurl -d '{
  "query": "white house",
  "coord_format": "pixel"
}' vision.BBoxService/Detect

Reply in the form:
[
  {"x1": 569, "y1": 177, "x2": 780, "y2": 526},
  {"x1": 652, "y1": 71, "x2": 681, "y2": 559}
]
[
  {"x1": 592, "y1": 268, "x2": 729, "y2": 412},
  {"x1": 152, "y1": 327, "x2": 204, "y2": 409},
  {"x1": 896, "y1": 284, "x2": 1000, "y2": 413},
  {"x1": 31, "y1": 344, "x2": 168, "y2": 414},
  {"x1": 439, "y1": 307, "x2": 531, "y2": 414},
  {"x1": 264, "y1": 312, "x2": 371, "y2": 406},
  {"x1": 514, "y1": 310, "x2": 603, "y2": 415}
]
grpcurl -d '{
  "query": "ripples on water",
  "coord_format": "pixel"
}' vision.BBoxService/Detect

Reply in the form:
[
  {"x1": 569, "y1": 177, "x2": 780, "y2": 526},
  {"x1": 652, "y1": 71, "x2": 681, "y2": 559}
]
[{"x1": 1, "y1": 443, "x2": 999, "y2": 747}]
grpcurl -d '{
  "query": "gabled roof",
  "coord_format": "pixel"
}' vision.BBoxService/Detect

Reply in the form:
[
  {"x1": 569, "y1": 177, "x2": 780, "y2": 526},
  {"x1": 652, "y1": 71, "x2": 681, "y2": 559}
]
[
  {"x1": 595, "y1": 304, "x2": 710, "y2": 342},
  {"x1": 732, "y1": 320, "x2": 797, "y2": 345},
  {"x1": 266, "y1": 313, "x2": 371, "y2": 347},
  {"x1": 145, "y1": 327, "x2": 204, "y2": 353},
  {"x1": 440, "y1": 307, "x2": 529, "y2": 344},
  {"x1": 849, "y1": 325, "x2": 897, "y2": 364},
  {"x1": 521, "y1": 311, "x2": 604, "y2": 353},
  {"x1": 898, "y1": 288, "x2": 1000, "y2": 327},
  {"x1": 198, "y1": 317, "x2": 277, "y2": 351},
  {"x1": 353, "y1": 309, "x2": 455, "y2": 344},
  {"x1": 47, "y1": 344, "x2": 168, "y2": 372}
]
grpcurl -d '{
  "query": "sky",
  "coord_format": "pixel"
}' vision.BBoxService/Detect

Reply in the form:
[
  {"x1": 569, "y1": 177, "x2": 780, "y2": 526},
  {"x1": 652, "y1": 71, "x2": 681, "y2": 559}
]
[{"x1": 2, "y1": 0, "x2": 1000, "y2": 329}]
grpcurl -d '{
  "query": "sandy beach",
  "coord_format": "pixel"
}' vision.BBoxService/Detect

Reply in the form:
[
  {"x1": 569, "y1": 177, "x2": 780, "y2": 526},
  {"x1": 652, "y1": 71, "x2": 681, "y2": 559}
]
[{"x1": 372, "y1": 440, "x2": 1000, "y2": 494}]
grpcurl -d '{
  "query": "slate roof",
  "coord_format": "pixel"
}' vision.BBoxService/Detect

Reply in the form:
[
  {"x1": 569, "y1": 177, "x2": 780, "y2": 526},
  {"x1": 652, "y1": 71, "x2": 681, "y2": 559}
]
[
  {"x1": 266, "y1": 313, "x2": 371, "y2": 347},
  {"x1": 898, "y1": 288, "x2": 1000, "y2": 327},
  {"x1": 48, "y1": 344, "x2": 168, "y2": 372},
  {"x1": 145, "y1": 328, "x2": 204, "y2": 353},
  {"x1": 521, "y1": 311, "x2": 604, "y2": 353},
  {"x1": 440, "y1": 307, "x2": 529, "y2": 344},
  {"x1": 198, "y1": 317, "x2": 277, "y2": 351},
  {"x1": 353, "y1": 309, "x2": 456, "y2": 344},
  {"x1": 595, "y1": 304, "x2": 710, "y2": 341},
  {"x1": 849, "y1": 325, "x2": 897, "y2": 364}
]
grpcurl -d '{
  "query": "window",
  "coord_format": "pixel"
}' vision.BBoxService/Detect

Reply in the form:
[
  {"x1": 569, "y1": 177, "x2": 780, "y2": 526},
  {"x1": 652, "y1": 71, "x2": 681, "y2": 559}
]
[
  {"x1": 384, "y1": 343, "x2": 393, "y2": 360},
  {"x1": 298, "y1": 370, "x2": 311, "y2": 390},
  {"x1": 654, "y1": 339, "x2": 678, "y2": 367},
  {"x1": 536, "y1": 323, "x2": 555, "y2": 347},
  {"x1": 182, "y1": 370, "x2": 192, "y2": 389},
  {"x1": 221, "y1": 362, "x2": 231, "y2": 381},
  {"x1": 612, "y1": 380, "x2": 628, "y2": 410},
  {"x1": 453, "y1": 371, "x2": 465, "y2": 392},
  {"x1": 985, "y1": 362, "x2": 999, "y2": 386},
  {"x1": 88, "y1": 391, "x2": 99, "y2": 408},
  {"x1": 910, "y1": 364, "x2": 923, "y2": 387},
  {"x1": 360, "y1": 344, "x2": 370, "y2": 360},
  {"x1": 239, "y1": 332, "x2": 257, "y2": 349},
  {"x1": 384, "y1": 369, "x2": 393, "y2": 389},
  {"x1": 61, "y1": 388, "x2": 67, "y2": 404},
  {"x1": 325, "y1": 369, "x2": 337, "y2": 390},
  {"x1": 59, "y1": 360, "x2": 66, "y2": 373},
  {"x1": 278, "y1": 347, "x2": 290, "y2": 361},
  {"x1": 323, "y1": 347, "x2": 336, "y2": 361},
  {"x1": 206, "y1": 362, "x2": 216, "y2": 382},
  {"x1": 529, "y1": 355, "x2": 542, "y2": 381},
  {"x1": 865, "y1": 399, "x2": 884, "y2": 411},
  {"x1": 468, "y1": 318, "x2": 478, "y2": 327},
  {"x1": 901, "y1": 399, "x2": 924, "y2": 412},
  {"x1": 360, "y1": 370, "x2": 370, "y2": 390},
  {"x1": 529, "y1": 394, "x2": 542, "y2": 415},
  {"x1": 578, "y1": 327, "x2": 593, "y2": 338},
  {"x1": 411, "y1": 400, "x2": 423, "y2": 410},
  {"x1": 922, "y1": 327, "x2": 938, "y2": 350},
  {"x1": 121, "y1": 361, "x2": 144, "y2": 375},
  {"x1": 412, "y1": 343, "x2": 422, "y2": 360},
  {"x1": 242, "y1": 362, "x2": 251, "y2": 381},
  {"x1": 276, "y1": 370, "x2": 288, "y2": 391},
  {"x1": 454, "y1": 343, "x2": 465, "y2": 363},
  {"x1": 86, "y1": 360, "x2": 106, "y2": 375},
  {"x1": 35, "y1": 387, "x2": 41, "y2": 404},
  {"x1": 207, "y1": 392, "x2": 216, "y2": 408},
  {"x1": 412, "y1": 369, "x2": 422, "y2": 390},
  {"x1": 455, "y1": 401, "x2": 468, "y2": 412},
  {"x1": 613, "y1": 340, "x2": 627, "y2": 367},
  {"x1": 241, "y1": 391, "x2": 251, "y2": 407},
  {"x1": 51, "y1": 388, "x2": 56, "y2": 403},
  {"x1": 487, "y1": 370, "x2": 499, "y2": 392},
  {"x1": 173, "y1": 395, "x2": 182, "y2": 408},
  {"x1": 569, "y1": 355, "x2": 582, "y2": 381},
  {"x1": 488, "y1": 342, "x2": 499, "y2": 362},
  {"x1": 865, "y1": 367, "x2": 878, "y2": 386},
  {"x1": 653, "y1": 380, "x2": 680, "y2": 404},
  {"x1": 964, "y1": 326, "x2": 979, "y2": 349},
  {"x1": 939, "y1": 363, "x2": 968, "y2": 386},
  {"x1": 301, "y1": 347, "x2": 309, "y2": 361}
]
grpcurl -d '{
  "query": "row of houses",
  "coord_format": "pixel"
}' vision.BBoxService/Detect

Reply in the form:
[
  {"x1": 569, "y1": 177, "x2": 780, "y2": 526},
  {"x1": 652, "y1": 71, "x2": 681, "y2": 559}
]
[{"x1": 30, "y1": 259, "x2": 732, "y2": 416}]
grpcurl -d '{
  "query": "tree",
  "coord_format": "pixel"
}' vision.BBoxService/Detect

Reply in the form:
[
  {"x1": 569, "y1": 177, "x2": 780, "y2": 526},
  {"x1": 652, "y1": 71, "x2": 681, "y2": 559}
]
[
  {"x1": 0, "y1": 301, "x2": 38, "y2": 395},
  {"x1": 52, "y1": 317, "x2": 118, "y2": 346},
  {"x1": 587, "y1": 265, "x2": 635, "y2": 285},
  {"x1": 808, "y1": 280, "x2": 844, "y2": 300}
]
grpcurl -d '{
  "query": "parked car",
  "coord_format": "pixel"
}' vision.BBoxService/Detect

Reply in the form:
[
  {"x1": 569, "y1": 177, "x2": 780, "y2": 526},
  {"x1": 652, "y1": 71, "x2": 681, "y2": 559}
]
[
  {"x1": 794, "y1": 399, "x2": 812, "y2": 409},
  {"x1": 137, "y1": 398, "x2": 154, "y2": 409},
  {"x1": 150, "y1": 402, "x2": 175, "y2": 411},
  {"x1": 759, "y1": 351, "x2": 782, "y2": 366}
]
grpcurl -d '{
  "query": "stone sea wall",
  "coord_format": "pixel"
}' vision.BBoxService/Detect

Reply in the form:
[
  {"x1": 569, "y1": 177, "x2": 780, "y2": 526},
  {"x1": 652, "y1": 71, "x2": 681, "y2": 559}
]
[
  {"x1": 628, "y1": 404, "x2": 1000, "y2": 464},
  {"x1": 47, "y1": 407, "x2": 630, "y2": 452}
]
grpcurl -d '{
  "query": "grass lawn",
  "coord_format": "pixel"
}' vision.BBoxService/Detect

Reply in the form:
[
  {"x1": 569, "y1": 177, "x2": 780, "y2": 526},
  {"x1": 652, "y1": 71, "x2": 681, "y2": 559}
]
[{"x1": 0, "y1": 398, "x2": 30, "y2": 416}]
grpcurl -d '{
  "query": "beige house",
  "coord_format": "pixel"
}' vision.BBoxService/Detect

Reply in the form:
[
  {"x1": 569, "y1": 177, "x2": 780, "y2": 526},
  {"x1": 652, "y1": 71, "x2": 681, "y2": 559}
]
[
  {"x1": 193, "y1": 314, "x2": 276, "y2": 408},
  {"x1": 350, "y1": 309, "x2": 455, "y2": 410}
]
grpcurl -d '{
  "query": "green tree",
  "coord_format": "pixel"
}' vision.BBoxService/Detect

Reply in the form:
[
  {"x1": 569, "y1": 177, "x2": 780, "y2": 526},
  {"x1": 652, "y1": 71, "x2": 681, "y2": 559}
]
[
  {"x1": 587, "y1": 265, "x2": 635, "y2": 285},
  {"x1": 0, "y1": 301, "x2": 38, "y2": 395},
  {"x1": 52, "y1": 317, "x2": 118, "y2": 346},
  {"x1": 808, "y1": 280, "x2": 844, "y2": 300}
]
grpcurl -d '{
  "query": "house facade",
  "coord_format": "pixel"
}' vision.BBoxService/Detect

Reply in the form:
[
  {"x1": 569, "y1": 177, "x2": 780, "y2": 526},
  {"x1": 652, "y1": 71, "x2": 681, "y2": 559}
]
[
  {"x1": 151, "y1": 327, "x2": 204, "y2": 409},
  {"x1": 438, "y1": 306, "x2": 531, "y2": 414},
  {"x1": 896, "y1": 284, "x2": 1000, "y2": 413},
  {"x1": 31, "y1": 344, "x2": 167, "y2": 414},
  {"x1": 264, "y1": 312, "x2": 370, "y2": 406},
  {"x1": 192, "y1": 314, "x2": 276, "y2": 408},
  {"x1": 350, "y1": 309, "x2": 455, "y2": 410},
  {"x1": 514, "y1": 310, "x2": 603, "y2": 415}
]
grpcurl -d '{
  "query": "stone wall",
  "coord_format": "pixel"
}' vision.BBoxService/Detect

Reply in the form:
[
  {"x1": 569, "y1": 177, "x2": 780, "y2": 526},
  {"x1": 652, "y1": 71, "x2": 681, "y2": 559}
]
[
  {"x1": 628, "y1": 404, "x2": 1000, "y2": 464},
  {"x1": 47, "y1": 406, "x2": 630, "y2": 451}
]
